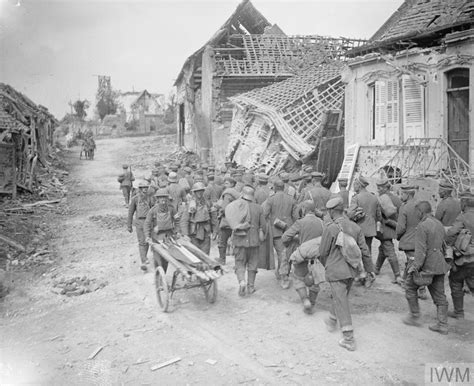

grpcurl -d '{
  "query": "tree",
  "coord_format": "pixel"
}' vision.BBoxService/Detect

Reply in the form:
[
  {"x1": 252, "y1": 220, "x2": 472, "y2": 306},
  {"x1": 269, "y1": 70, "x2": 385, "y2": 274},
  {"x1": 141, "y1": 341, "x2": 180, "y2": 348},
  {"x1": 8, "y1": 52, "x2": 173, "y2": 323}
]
[
  {"x1": 95, "y1": 76, "x2": 119, "y2": 120},
  {"x1": 163, "y1": 91, "x2": 177, "y2": 124},
  {"x1": 71, "y1": 99, "x2": 90, "y2": 121}
]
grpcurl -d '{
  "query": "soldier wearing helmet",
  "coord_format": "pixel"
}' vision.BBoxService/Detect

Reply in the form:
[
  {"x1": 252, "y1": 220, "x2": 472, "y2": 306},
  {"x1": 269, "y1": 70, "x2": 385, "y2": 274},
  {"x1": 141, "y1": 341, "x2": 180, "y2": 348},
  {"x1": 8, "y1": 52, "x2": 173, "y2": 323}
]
[
  {"x1": 117, "y1": 164, "x2": 135, "y2": 206},
  {"x1": 180, "y1": 182, "x2": 218, "y2": 254},
  {"x1": 230, "y1": 185, "x2": 266, "y2": 296},
  {"x1": 144, "y1": 189, "x2": 177, "y2": 273},
  {"x1": 166, "y1": 171, "x2": 187, "y2": 214},
  {"x1": 128, "y1": 181, "x2": 154, "y2": 271}
]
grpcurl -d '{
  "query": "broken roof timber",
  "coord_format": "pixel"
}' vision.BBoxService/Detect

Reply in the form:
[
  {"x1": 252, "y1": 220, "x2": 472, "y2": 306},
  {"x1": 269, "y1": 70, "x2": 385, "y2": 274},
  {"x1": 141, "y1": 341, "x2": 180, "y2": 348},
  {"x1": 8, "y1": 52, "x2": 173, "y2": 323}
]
[
  {"x1": 174, "y1": 0, "x2": 272, "y2": 86},
  {"x1": 349, "y1": 0, "x2": 473, "y2": 56}
]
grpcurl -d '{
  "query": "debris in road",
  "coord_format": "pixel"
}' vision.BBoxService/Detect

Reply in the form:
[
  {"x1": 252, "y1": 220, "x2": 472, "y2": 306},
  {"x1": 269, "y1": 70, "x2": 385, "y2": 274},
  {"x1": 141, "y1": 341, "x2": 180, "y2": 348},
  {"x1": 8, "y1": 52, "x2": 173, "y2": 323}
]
[
  {"x1": 133, "y1": 358, "x2": 150, "y2": 365},
  {"x1": 53, "y1": 276, "x2": 108, "y2": 296},
  {"x1": 21, "y1": 199, "x2": 62, "y2": 208},
  {"x1": 205, "y1": 359, "x2": 217, "y2": 365},
  {"x1": 150, "y1": 357, "x2": 181, "y2": 371},
  {"x1": 88, "y1": 214, "x2": 127, "y2": 230},
  {"x1": 88, "y1": 346, "x2": 105, "y2": 360},
  {"x1": 0, "y1": 234, "x2": 26, "y2": 252}
]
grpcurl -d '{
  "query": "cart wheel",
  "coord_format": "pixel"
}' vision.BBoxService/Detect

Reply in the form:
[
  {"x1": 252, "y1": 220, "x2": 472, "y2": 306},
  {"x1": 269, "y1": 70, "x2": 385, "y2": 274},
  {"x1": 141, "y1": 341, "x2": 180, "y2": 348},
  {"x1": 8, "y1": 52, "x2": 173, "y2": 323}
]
[
  {"x1": 203, "y1": 279, "x2": 218, "y2": 304},
  {"x1": 155, "y1": 266, "x2": 170, "y2": 312}
]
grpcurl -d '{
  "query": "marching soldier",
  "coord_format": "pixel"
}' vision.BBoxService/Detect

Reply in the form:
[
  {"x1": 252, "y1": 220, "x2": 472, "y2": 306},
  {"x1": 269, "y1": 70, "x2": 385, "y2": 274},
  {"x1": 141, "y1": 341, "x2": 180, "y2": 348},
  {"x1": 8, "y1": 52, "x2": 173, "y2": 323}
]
[
  {"x1": 280, "y1": 172, "x2": 297, "y2": 199},
  {"x1": 375, "y1": 178, "x2": 403, "y2": 285},
  {"x1": 255, "y1": 174, "x2": 271, "y2": 205},
  {"x1": 319, "y1": 197, "x2": 372, "y2": 351},
  {"x1": 282, "y1": 200, "x2": 324, "y2": 314},
  {"x1": 127, "y1": 181, "x2": 155, "y2": 271},
  {"x1": 118, "y1": 164, "x2": 135, "y2": 206},
  {"x1": 435, "y1": 181, "x2": 461, "y2": 226},
  {"x1": 396, "y1": 185, "x2": 427, "y2": 298},
  {"x1": 204, "y1": 173, "x2": 221, "y2": 204},
  {"x1": 232, "y1": 186, "x2": 266, "y2": 296},
  {"x1": 233, "y1": 168, "x2": 245, "y2": 192},
  {"x1": 180, "y1": 182, "x2": 218, "y2": 254},
  {"x1": 402, "y1": 201, "x2": 450, "y2": 335},
  {"x1": 144, "y1": 189, "x2": 177, "y2": 273},
  {"x1": 166, "y1": 171, "x2": 187, "y2": 213},
  {"x1": 304, "y1": 172, "x2": 331, "y2": 213},
  {"x1": 216, "y1": 179, "x2": 240, "y2": 265},
  {"x1": 263, "y1": 179, "x2": 299, "y2": 288},
  {"x1": 347, "y1": 176, "x2": 380, "y2": 288},
  {"x1": 445, "y1": 190, "x2": 474, "y2": 319}
]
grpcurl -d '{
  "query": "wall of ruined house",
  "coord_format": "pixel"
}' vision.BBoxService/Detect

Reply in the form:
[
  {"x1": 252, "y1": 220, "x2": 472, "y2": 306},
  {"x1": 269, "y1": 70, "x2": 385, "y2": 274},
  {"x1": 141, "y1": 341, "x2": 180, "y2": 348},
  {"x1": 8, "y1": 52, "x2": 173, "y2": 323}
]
[
  {"x1": 344, "y1": 38, "x2": 474, "y2": 170},
  {"x1": 176, "y1": 68, "x2": 196, "y2": 152}
]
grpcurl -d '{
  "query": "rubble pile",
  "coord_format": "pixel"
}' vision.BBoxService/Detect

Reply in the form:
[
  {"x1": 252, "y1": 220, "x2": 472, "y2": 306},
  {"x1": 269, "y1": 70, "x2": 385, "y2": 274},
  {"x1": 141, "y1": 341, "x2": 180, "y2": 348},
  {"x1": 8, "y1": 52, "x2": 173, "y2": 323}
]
[
  {"x1": 163, "y1": 148, "x2": 201, "y2": 167},
  {"x1": 52, "y1": 276, "x2": 109, "y2": 296},
  {"x1": 126, "y1": 135, "x2": 178, "y2": 169},
  {"x1": 88, "y1": 214, "x2": 127, "y2": 230}
]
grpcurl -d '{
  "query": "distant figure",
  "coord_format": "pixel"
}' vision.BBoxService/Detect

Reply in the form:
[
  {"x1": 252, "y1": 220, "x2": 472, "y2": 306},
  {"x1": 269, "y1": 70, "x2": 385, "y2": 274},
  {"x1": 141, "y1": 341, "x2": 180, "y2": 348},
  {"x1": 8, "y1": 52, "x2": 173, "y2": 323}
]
[{"x1": 118, "y1": 164, "x2": 134, "y2": 206}]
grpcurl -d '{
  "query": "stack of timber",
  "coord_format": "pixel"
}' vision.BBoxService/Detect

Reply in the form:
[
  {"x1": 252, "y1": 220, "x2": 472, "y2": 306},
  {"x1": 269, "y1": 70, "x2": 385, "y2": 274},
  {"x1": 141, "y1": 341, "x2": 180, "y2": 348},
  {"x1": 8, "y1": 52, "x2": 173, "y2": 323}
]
[{"x1": 151, "y1": 238, "x2": 222, "y2": 281}]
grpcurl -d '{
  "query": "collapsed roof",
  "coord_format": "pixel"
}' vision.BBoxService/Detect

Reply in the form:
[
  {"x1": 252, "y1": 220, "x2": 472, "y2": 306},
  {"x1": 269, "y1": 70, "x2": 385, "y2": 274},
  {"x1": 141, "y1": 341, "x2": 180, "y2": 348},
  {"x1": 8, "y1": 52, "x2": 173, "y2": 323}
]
[
  {"x1": 228, "y1": 61, "x2": 346, "y2": 172},
  {"x1": 350, "y1": 0, "x2": 474, "y2": 55}
]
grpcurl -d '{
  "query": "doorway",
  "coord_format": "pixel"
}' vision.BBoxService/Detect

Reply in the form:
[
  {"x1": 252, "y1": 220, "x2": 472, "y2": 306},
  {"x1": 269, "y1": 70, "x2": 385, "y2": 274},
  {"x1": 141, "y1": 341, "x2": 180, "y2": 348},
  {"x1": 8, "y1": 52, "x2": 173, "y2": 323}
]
[
  {"x1": 447, "y1": 68, "x2": 470, "y2": 164},
  {"x1": 178, "y1": 103, "x2": 185, "y2": 147}
]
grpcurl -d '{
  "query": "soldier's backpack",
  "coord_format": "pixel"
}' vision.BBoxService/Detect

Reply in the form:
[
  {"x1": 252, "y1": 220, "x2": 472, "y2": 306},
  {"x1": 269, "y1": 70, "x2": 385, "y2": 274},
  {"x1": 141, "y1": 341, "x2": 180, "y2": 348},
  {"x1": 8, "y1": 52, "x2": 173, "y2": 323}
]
[{"x1": 335, "y1": 223, "x2": 362, "y2": 269}]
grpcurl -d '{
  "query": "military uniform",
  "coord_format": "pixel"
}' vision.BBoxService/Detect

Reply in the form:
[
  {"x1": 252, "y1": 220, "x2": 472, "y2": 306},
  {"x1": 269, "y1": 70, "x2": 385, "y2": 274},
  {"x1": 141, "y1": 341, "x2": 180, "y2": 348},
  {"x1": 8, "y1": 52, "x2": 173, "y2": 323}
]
[
  {"x1": 128, "y1": 185, "x2": 154, "y2": 268},
  {"x1": 263, "y1": 186, "x2": 299, "y2": 284},
  {"x1": 319, "y1": 197, "x2": 372, "y2": 351},
  {"x1": 118, "y1": 165, "x2": 134, "y2": 205},
  {"x1": 282, "y1": 210, "x2": 324, "y2": 312},
  {"x1": 347, "y1": 178, "x2": 380, "y2": 256},
  {"x1": 180, "y1": 183, "x2": 218, "y2": 254},
  {"x1": 217, "y1": 187, "x2": 239, "y2": 264},
  {"x1": 144, "y1": 192, "x2": 177, "y2": 272},
  {"x1": 446, "y1": 192, "x2": 474, "y2": 319},
  {"x1": 436, "y1": 196, "x2": 461, "y2": 227},
  {"x1": 403, "y1": 212, "x2": 449, "y2": 333},
  {"x1": 396, "y1": 191, "x2": 420, "y2": 273},
  {"x1": 375, "y1": 181, "x2": 402, "y2": 282},
  {"x1": 166, "y1": 172, "x2": 187, "y2": 213},
  {"x1": 232, "y1": 190, "x2": 267, "y2": 296}
]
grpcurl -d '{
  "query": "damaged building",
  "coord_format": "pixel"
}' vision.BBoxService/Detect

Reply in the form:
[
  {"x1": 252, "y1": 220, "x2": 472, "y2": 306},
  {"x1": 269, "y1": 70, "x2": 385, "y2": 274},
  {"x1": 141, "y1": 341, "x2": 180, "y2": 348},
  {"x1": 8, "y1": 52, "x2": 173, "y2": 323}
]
[
  {"x1": 174, "y1": 0, "x2": 366, "y2": 165},
  {"x1": 340, "y1": 0, "x2": 473, "y2": 195},
  {"x1": 228, "y1": 61, "x2": 347, "y2": 184},
  {"x1": 0, "y1": 83, "x2": 58, "y2": 198}
]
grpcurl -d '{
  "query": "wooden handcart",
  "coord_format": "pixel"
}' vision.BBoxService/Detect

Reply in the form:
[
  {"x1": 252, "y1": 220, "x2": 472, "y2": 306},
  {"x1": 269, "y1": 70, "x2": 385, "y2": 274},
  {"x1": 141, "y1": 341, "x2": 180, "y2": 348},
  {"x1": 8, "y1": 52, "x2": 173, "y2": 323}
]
[{"x1": 150, "y1": 237, "x2": 223, "y2": 312}]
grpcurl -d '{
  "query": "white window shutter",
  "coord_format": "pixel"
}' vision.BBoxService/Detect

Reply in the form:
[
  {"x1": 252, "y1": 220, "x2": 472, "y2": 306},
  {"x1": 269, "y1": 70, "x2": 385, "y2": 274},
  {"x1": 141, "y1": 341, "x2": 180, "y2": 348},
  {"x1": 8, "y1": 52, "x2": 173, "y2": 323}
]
[
  {"x1": 374, "y1": 80, "x2": 387, "y2": 145},
  {"x1": 402, "y1": 75, "x2": 425, "y2": 141},
  {"x1": 386, "y1": 80, "x2": 400, "y2": 144}
]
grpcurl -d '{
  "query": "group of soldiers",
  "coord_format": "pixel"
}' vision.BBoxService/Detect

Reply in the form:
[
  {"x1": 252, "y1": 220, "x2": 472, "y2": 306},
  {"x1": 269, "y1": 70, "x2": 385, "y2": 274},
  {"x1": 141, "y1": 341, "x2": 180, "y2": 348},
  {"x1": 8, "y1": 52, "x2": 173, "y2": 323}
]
[{"x1": 122, "y1": 160, "x2": 474, "y2": 352}]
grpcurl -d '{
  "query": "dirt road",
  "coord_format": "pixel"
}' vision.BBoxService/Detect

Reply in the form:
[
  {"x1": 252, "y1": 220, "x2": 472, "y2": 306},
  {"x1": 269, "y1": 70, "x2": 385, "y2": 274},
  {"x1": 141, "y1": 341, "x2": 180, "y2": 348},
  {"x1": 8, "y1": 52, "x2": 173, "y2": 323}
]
[{"x1": 1, "y1": 136, "x2": 473, "y2": 385}]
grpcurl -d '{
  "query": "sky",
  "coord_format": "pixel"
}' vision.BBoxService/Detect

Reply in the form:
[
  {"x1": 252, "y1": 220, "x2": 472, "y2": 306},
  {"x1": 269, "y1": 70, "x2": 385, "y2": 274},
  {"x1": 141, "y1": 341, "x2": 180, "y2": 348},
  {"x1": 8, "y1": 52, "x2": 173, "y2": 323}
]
[{"x1": 0, "y1": 0, "x2": 402, "y2": 119}]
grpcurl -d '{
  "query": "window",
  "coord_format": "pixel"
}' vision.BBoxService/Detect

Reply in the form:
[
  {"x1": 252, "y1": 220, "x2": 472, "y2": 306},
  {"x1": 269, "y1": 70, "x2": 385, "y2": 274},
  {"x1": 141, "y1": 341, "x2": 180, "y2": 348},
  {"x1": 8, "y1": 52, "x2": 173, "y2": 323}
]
[{"x1": 371, "y1": 75, "x2": 425, "y2": 145}]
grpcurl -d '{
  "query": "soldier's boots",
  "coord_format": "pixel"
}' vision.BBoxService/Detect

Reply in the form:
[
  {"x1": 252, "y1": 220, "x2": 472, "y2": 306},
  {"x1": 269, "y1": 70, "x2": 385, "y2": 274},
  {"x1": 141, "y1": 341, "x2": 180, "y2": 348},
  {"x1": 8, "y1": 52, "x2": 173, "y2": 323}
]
[
  {"x1": 238, "y1": 280, "x2": 246, "y2": 297},
  {"x1": 325, "y1": 317, "x2": 337, "y2": 332},
  {"x1": 247, "y1": 271, "x2": 257, "y2": 295},
  {"x1": 306, "y1": 289, "x2": 319, "y2": 314},
  {"x1": 403, "y1": 314, "x2": 421, "y2": 327},
  {"x1": 296, "y1": 288, "x2": 312, "y2": 313},
  {"x1": 217, "y1": 247, "x2": 226, "y2": 265},
  {"x1": 403, "y1": 298, "x2": 421, "y2": 327},
  {"x1": 280, "y1": 275, "x2": 290, "y2": 289},
  {"x1": 338, "y1": 331, "x2": 356, "y2": 351},
  {"x1": 365, "y1": 272, "x2": 376, "y2": 288},
  {"x1": 429, "y1": 305, "x2": 448, "y2": 335},
  {"x1": 448, "y1": 297, "x2": 464, "y2": 319},
  {"x1": 139, "y1": 245, "x2": 149, "y2": 272},
  {"x1": 392, "y1": 274, "x2": 403, "y2": 285}
]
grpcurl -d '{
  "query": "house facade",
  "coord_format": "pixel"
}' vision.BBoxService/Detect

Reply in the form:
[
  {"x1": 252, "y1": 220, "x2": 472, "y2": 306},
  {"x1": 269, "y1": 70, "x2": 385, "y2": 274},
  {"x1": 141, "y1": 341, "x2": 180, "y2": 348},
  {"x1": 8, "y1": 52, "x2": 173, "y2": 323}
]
[
  {"x1": 341, "y1": 0, "x2": 473, "y2": 194},
  {"x1": 117, "y1": 90, "x2": 164, "y2": 133}
]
